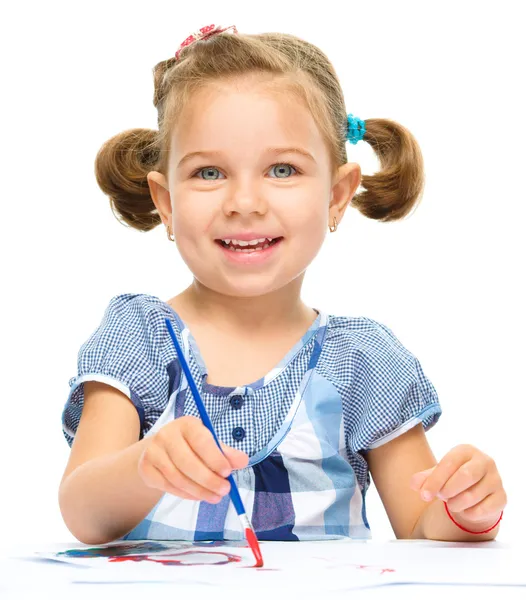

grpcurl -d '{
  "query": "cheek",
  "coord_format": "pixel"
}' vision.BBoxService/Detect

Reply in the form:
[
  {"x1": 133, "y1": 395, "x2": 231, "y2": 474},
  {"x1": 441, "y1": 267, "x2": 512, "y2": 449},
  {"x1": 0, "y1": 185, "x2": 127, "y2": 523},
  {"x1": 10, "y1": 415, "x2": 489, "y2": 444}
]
[
  {"x1": 289, "y1": 193, "x2": 328, "y2": 241},
  {"x1": 172, "y1": 205, "x2": 212, "y2": 245},
  {"x1": 171, "y1": 209, "x2": 212, "y2": 269}
]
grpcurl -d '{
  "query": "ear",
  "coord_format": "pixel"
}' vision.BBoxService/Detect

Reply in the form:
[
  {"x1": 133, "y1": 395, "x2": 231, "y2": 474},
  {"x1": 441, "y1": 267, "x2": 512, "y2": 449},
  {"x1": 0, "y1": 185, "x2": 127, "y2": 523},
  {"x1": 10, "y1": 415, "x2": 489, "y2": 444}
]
[
  {"x1": 329, "y1": 162, "x2": 361, "y2": 227},
  {"x1": 147, "y1": 171, "x2": 172, "y2": 225}
]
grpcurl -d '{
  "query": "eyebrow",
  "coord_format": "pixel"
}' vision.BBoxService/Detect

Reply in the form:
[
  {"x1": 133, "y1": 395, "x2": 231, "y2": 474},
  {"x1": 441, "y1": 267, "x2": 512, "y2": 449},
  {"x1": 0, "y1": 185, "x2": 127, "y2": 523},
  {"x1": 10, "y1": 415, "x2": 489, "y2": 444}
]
[{"x1": 176, "y1": 147, "x2": 316, "y2": 169}]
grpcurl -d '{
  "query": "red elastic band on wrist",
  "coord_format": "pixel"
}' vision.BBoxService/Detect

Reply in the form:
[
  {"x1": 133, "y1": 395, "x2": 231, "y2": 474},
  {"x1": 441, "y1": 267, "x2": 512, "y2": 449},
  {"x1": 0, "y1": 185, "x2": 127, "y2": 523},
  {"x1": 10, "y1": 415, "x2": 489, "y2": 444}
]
[{"x1": 443, "y1": 501, "x2": 503, "y2": 534}]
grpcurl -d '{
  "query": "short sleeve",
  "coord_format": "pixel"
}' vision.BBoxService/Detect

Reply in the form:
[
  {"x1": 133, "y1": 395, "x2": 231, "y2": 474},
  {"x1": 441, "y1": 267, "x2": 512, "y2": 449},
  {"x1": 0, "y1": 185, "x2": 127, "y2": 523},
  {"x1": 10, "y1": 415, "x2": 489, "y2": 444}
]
[
  {"x1": 62, "y1": 294, "x2": 169, "y2": 447},
  {"x1": 344, "y1": 317, "x2": 442, "y2": 453}
]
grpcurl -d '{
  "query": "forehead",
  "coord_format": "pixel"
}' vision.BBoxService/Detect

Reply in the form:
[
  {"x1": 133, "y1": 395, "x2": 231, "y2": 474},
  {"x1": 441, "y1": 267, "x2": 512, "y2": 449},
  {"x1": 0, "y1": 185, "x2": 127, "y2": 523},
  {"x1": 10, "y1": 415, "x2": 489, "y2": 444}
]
[{"x1": 171, "y1": 78, "x2": 327, "y2": 158}]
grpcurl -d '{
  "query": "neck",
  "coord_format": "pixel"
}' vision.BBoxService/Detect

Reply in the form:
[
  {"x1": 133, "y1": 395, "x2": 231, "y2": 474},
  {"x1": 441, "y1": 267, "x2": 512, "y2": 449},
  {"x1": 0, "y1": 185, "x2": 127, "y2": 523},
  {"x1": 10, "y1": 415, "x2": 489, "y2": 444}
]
[{"x1": 178, "y1": 276, "x2": 316, "y2": 336}]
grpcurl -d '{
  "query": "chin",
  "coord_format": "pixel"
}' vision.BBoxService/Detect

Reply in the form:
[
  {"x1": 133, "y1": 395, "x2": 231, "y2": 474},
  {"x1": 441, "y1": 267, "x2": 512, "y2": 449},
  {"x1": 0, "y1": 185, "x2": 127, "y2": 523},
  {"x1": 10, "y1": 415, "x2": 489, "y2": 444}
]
[{"x1": 223, "y1": 271, "x2": 306, "y2": 298}]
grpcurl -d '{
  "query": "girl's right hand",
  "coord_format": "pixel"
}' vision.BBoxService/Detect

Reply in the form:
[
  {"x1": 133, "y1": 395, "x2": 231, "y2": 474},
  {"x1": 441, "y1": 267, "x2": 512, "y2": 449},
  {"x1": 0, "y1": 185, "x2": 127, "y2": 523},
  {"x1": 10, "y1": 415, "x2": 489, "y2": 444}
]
[{"x1": 137, "y1": 416, "x2": 249, "y2": 503}]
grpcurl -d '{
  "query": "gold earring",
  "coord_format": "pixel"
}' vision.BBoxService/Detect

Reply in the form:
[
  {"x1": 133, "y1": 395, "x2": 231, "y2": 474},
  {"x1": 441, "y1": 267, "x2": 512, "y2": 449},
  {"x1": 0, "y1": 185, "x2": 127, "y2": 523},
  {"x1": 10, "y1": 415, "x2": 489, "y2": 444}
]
[
  {"x1": 166, "y1": 224, "x2": 175, "y2": 242},
  {"x1": 329, "y1": 216, "x2": 338, "y2": 233}
]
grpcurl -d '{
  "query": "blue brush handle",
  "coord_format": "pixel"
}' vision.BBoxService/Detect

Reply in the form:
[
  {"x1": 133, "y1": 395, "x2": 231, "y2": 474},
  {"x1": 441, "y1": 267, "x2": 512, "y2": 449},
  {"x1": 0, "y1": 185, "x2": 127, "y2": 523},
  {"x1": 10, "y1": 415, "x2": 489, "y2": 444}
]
[{"x1": 165, "y1": 319, "x2": 245, "y2": 517}]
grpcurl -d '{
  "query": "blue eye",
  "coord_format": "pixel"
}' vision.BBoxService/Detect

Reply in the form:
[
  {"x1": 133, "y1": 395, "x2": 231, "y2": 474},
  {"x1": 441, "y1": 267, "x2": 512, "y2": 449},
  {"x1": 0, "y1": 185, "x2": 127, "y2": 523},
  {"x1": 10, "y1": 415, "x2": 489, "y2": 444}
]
[
  {"x1": 196, "y1": 167, "x2": 224, "y2": 180},
  {"x1": 269, "y1": 164, "x2": 297, "y2": 178}
]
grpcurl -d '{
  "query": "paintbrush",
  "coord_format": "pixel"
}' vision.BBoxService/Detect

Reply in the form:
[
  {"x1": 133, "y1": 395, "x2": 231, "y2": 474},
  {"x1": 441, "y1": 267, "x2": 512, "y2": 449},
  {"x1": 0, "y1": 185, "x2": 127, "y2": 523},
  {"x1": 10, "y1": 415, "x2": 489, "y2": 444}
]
[{"x1": 165, "y1": 318, "x2": 264, "y2": 568}]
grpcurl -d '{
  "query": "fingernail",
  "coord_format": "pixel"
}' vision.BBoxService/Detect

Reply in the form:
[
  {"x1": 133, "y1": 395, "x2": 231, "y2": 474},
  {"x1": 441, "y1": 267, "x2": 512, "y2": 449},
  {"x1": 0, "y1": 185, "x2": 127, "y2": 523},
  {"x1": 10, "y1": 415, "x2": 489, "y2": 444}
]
[
  {"x1": 422, "y1": 490, "x2": 433, "y2": 501},
  {"x1": 219, "y1": 484, "x2": 230, "y2": 495},
  {"x1": 221, "y1": 469, "x2": 231, "y2": 478}
]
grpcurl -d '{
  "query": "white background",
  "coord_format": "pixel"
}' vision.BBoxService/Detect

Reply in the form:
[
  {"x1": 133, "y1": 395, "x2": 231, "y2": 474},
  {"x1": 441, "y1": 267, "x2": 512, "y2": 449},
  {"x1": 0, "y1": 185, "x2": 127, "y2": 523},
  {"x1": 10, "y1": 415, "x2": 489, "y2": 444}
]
[{"x1": 1, "y1": 0, "x2": 524, "y2": 545}]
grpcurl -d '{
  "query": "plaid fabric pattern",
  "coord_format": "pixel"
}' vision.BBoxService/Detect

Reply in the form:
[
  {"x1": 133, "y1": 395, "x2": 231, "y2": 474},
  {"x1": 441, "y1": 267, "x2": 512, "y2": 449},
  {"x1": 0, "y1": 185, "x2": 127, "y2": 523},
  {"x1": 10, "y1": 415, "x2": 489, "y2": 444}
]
[{"x1": 63, "y1": 293, "x2": 442, "y2": 540}]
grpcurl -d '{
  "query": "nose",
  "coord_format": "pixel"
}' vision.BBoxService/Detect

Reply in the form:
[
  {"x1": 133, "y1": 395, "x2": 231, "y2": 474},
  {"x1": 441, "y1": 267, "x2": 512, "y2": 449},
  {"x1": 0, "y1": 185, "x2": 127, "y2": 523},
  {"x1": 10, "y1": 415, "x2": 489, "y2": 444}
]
[{"x1": 222, "y1": 177, "x2": 268, "y2": 217}]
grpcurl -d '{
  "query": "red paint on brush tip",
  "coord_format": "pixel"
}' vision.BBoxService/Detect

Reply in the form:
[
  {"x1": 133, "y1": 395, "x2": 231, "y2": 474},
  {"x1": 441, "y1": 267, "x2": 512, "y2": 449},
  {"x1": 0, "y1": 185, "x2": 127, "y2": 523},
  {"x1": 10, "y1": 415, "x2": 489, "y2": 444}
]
[{"x1": 245, "y1": 528, "x2": 264, "y2": 567}]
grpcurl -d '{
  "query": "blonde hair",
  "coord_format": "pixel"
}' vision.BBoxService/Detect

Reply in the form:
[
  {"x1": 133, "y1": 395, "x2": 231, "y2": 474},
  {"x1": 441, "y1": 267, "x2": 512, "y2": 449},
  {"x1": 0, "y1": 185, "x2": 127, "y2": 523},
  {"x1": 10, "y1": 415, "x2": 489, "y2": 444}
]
[{"x1": 94, "y1": 30, "x2": 425, "y2": 232}]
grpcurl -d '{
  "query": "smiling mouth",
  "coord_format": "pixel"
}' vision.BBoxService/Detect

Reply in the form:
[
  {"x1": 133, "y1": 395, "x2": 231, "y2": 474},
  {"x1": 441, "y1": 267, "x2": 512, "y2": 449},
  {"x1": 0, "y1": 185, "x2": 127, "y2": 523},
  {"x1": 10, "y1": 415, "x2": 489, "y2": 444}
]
[{"x1": 215, "y1": 237, "x2": 283, "y2": 251}]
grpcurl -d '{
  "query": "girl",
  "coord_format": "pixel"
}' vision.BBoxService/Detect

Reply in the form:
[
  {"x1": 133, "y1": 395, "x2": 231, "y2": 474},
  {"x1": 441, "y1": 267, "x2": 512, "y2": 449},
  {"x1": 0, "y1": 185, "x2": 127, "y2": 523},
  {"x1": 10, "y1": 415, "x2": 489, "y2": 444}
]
[{"x1": 59, "y1": 24, "x2": 506, "y2": 545}]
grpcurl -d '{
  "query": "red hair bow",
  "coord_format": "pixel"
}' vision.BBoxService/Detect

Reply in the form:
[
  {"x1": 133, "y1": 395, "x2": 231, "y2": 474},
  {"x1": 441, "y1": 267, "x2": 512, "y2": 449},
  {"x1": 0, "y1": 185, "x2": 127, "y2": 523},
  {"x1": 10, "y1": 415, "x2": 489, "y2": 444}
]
[{"x1": 175, "y1": 24, "x2": 238, "y2": 60}]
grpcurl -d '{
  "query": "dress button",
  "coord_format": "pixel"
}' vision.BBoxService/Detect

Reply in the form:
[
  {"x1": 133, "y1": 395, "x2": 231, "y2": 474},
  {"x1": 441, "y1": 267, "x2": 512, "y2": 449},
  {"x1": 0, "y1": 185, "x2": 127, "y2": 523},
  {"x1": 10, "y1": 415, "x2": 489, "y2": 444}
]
[
  {"x1": 229, "y1": 395, "x2": 244, "y2": 409},
  {"x1": 232, "y1": 427, "x2": 246, "y2": 442}
]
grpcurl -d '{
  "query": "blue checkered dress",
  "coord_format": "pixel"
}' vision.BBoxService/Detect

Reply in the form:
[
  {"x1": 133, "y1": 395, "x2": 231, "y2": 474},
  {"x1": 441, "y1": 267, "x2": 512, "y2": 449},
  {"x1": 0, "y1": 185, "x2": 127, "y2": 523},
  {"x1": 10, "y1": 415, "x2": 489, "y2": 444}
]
[{"x1": 63, "y1": 293, "x2": 442, "y2": 541}]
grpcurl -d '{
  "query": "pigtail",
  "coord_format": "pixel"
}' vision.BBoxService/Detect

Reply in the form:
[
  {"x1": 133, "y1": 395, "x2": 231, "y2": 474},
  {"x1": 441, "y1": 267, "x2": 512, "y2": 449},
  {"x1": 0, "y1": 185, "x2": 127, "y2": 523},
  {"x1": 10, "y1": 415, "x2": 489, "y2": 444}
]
[
  {"x1": 94, "y1": 128, "x2": 162, "y2": 232},
  {"x1": 353, "y1": 118, "x2": 425, "y2": 222}
]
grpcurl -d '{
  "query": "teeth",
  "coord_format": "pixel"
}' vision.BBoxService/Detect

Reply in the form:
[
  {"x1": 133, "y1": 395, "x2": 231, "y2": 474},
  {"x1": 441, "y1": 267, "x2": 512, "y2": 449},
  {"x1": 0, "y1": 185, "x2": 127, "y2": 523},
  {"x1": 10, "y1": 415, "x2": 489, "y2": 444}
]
[{"x1": 221, "y1": 237, "x2": 273, "y2": 246}]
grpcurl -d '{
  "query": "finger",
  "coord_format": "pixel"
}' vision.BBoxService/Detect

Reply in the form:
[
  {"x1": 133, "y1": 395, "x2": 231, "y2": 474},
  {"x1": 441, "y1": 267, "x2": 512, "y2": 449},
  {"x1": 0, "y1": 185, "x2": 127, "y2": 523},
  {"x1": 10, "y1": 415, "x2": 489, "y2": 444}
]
[
  {"x1": 185, "y1": 424, "x2": 234, "y2": 478},
  {"x1": 140, "y1": 459, "x2": 201, "y2": 501},
  {"x1": 443, "y1": 473, "x2": 493, "y2": 513},
  {"x1": 167, "y1": 434, "x2": 232, "y2": 498},
  {"x1": 220, "y1": 443, "x2": 249, "y2": 470},
  {"x1": 436, "y1": 458, "x2": 486, "y2": 501},
  {"x1": 458, "y1": 490, "x2": 507, "y2": 524},
  {"x1": 148, "y1": 443, "x2": 224, "y2": 503},
  {"x1": 149, "y1": 464, "x2": 204, "y2": 501},
  {"x1": 410, "y1": 467, "x2": 436, "y2": 491},
  {"x1": 420, "y1": 445, "x2": 474, "y2": 501}
]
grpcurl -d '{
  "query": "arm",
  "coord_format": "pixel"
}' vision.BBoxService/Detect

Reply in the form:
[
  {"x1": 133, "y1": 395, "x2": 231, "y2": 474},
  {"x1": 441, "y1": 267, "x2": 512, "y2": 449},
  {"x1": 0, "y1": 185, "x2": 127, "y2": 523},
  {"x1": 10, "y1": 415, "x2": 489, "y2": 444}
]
[
  {"x1": 58, "y1": 381, "x2": 164, "y2": 545},
  {"x1": 365, "y1": 423, "x2": 502, "y2": 541}
]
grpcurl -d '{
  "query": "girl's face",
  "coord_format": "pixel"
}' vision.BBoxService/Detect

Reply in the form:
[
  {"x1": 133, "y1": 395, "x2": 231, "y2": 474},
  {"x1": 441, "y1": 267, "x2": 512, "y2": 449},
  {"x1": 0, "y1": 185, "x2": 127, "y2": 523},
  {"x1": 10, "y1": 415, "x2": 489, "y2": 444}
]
[{"x1": 148, "y1": 79, "x2": 360, "y2": 298}]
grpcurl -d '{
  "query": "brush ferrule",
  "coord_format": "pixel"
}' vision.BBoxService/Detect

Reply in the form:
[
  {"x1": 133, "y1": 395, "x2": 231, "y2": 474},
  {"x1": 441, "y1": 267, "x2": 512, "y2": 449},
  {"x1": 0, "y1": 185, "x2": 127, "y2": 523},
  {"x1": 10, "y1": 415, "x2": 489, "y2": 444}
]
[{"x1": 239, "y1": 512, "x2": 252, "y2": 532}]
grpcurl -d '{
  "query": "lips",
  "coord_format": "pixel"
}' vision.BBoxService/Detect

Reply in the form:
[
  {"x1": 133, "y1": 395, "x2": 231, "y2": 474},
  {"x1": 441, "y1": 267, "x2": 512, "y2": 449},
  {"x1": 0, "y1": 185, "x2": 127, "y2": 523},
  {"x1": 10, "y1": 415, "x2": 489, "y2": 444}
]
[
  {"x1": 216, "y1": 235, "x2": 284, "y2": 263},
  {"x1": 216, "y1": 237, "x2": 283, "y2": 249}
]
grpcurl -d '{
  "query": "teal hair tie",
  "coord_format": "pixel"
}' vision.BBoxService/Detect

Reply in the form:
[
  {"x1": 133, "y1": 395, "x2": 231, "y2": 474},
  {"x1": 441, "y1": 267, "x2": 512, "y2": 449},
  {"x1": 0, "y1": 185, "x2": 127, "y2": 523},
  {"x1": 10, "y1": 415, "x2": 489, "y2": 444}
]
[{"x1": 346, "y1": 113, "x2": 366, "y2": 144}]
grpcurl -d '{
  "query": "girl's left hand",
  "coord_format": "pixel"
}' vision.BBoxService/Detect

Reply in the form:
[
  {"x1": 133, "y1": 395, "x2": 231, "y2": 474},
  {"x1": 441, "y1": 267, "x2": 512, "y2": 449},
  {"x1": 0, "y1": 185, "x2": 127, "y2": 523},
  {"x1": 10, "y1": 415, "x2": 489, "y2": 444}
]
[{"x1": 410, "y1": 444, "x2": 507, "y2": 524}]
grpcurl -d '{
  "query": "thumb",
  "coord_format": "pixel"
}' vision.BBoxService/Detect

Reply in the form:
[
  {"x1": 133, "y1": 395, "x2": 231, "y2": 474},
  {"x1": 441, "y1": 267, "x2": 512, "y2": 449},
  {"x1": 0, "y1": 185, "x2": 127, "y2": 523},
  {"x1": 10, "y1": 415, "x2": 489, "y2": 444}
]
[
  {"x1": 220, "y1": 443, "x2": 249, "y2": 470},
  {"x1": 410, "y1": 466, "x2": 436, "y2": 491}
]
